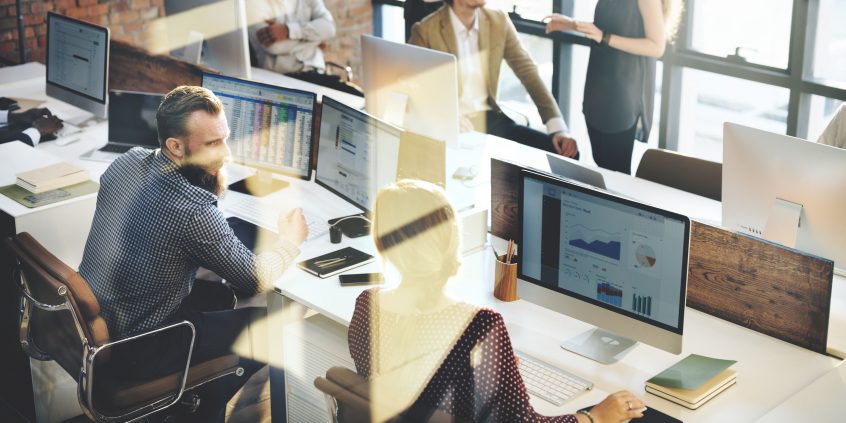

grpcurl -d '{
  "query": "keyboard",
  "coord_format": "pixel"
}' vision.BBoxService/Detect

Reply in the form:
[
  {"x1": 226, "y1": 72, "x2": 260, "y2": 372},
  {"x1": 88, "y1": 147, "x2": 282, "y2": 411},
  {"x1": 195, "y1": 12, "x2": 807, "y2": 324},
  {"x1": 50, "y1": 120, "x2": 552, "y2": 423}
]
[
  {"x1": 99, "y1": 143, "x2": 133, "y2": 154},
  {"x1": 223, "y1": 194, "x2": 329, "y2": 241},
  {"x1": 516, "y1": 351, "x2": 593, "y2": 406}
]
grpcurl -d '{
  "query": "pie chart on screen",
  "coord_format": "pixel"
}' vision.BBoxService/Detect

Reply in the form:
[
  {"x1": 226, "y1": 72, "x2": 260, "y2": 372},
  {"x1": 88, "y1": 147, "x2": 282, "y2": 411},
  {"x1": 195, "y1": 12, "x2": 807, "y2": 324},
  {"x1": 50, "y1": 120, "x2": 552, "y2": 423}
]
[{"x1": 635, "y1": 244, "x2": 657, "y2": 268}]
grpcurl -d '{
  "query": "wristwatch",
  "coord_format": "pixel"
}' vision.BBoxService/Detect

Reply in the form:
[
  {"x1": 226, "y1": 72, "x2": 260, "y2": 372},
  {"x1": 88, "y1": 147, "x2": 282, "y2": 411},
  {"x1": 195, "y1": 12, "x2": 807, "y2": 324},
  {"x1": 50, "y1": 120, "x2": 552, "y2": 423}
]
[{"x1": 601, "y1": 31, "x2": 612, "y2": 46}]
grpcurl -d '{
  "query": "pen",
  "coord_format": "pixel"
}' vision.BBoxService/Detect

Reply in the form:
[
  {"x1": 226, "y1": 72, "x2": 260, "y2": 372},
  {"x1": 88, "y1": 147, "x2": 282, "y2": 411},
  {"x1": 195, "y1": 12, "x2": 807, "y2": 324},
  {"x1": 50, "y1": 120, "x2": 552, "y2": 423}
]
[{"x1": 315, "y1": 256, "x2": 348, "y2": 268}]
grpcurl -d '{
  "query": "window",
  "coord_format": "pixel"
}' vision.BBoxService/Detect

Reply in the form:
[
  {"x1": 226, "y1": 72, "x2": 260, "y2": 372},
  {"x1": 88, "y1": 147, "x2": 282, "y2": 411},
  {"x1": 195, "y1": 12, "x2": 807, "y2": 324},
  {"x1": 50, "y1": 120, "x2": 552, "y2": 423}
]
[
  {"x1": 688, "y1": 0, "x2": 793, "y2": 69},
  {"x1": 676, "y1": 69, "x2": 789, "y2": 162},
  {"x1": 810, "y1": 0, "x2": 846, "y2": 86},
  {"x1": 497, "y1": 34, "x2": 553, "y2": 130},
  {"x1": 487, "y1": 1, "x2": 553, "y2": 21}
]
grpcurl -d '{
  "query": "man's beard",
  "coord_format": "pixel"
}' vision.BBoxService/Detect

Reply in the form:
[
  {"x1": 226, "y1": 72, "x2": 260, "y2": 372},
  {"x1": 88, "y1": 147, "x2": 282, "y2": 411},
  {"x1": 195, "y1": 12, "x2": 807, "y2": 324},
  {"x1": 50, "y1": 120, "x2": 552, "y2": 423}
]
[{"x1": 179, "y1": 164, "x2": 227, "y2": 196}]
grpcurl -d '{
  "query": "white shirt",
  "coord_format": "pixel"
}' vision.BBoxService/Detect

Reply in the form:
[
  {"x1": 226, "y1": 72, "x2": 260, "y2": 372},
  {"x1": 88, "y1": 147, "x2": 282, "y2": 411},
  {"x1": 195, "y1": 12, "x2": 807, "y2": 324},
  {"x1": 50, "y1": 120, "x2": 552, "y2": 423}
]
[
  {"x1": 0, "y1": 110, "x2": 41, "y2": 146},
  {"x1": 246, "y1": 0, "x2": 336, "y2": 74},
  {"x1": 448, "y1": 8, "x2": 568, "y2": 135},
  {"x1": 449, "y1": 8, "x2": 489, "y2": 117},
  {"x1": 818, "y1": 104, "x2": 846, "y2": 149}
]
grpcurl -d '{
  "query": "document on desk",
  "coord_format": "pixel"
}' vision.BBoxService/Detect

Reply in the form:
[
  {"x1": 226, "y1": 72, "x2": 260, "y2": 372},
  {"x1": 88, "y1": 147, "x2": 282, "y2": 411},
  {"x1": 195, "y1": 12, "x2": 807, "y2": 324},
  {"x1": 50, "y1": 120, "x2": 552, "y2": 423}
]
[
  {"x1": 647, "y1": 354, "x2": 736, "y2": 390},
  {"x1": 0, "y1": 180, "x2": 99, "y2": 208}
]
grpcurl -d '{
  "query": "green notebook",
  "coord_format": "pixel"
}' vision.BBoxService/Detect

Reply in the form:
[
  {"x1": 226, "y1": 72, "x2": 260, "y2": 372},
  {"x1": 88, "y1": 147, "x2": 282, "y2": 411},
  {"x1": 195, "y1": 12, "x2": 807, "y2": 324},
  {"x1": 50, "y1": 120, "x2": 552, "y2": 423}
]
[
  {"x1": 0, "y1": 180, "x2": 99, "y2": 208},
  {"x1": 647, "y1": 354, "x2": 736, "y2": 390}
]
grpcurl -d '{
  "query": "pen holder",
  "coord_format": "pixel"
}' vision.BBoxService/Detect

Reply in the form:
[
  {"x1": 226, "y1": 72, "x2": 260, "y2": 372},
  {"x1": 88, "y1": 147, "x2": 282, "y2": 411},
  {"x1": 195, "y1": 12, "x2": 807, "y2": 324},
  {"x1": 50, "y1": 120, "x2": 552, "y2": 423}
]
[{"x1": 493, "y1": 254, "x2": 518, "y2": 302}]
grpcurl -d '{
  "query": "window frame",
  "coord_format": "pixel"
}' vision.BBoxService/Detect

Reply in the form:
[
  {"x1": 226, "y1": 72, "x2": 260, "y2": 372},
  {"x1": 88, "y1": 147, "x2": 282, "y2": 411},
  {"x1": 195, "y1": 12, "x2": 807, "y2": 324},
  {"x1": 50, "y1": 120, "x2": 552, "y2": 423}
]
[{"x1": 372, "y1": 0, "x2": 846, "y2": 153}]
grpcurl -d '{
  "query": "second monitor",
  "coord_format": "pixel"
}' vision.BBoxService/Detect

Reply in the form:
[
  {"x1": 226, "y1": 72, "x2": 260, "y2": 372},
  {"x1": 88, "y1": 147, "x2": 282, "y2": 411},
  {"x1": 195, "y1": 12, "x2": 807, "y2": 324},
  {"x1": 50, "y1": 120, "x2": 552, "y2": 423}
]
[{"x1": 202, "y1": 73, "x2": 316, "y2": 195}]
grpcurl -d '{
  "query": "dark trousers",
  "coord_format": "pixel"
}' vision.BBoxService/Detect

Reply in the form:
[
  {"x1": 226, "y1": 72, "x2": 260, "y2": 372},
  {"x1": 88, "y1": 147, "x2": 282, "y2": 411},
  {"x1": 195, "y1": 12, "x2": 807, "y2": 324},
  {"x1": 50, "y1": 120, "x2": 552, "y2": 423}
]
[
  {"x1": 469, "y1": 110, "x2": 555, "y2": 153},
  {"x1": 587, "y1": 122, "x2": 638, "y2": 174},
  {"x1": 105, "y1": 281, "x2": 265, "y2": 422}
]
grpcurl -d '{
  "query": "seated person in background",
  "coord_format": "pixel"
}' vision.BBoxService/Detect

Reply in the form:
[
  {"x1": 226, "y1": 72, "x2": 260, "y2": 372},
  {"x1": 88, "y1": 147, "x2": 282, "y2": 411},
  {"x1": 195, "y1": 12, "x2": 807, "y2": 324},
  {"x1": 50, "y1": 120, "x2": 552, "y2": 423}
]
[
  {"x1": 0, "y1": 107, "x2": 63, "y2": 146},
  {"x1": 247, "y1": 0, "x2": 336, "y2": 77},
  {"x1": 410, "y1": 0, "x2": 579, "y2": 158},
  {"x1": 78, "y1": 86, "x2": 308, "y2": 422},
  {"x1": 348, "y1": 179, "x2": 643, "y2": 422},
  {"x1": 403, "y1": 0, "x2": 443, "y2": 42},
  {"x1": 818, "y1": 103, "x2": 846, "y2": 149}
]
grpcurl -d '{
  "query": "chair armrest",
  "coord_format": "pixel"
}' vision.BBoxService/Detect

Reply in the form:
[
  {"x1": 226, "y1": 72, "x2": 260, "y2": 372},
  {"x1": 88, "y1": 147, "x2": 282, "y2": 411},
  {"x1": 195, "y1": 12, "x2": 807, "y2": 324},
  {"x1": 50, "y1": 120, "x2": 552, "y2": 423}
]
[
  {"x1": 81, "y1": 320, "x2": 196, "y2": 421},
  {"x1": 324, "y1": 61, "x2": 353, "y2": 83}
]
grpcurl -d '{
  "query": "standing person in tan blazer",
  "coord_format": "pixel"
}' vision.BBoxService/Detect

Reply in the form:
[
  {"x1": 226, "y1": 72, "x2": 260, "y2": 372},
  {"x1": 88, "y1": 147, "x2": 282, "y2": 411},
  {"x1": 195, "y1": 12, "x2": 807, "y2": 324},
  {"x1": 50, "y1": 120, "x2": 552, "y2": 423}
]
[{"x1": 410, "y1": 0, "x2": 579, "y2": 158}]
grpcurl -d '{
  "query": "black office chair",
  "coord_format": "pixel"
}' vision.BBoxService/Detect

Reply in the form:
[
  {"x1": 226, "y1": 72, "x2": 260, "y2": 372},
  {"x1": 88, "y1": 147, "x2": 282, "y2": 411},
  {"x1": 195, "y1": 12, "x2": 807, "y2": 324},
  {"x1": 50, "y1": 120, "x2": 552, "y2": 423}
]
[
  {"x1": 635, "y1": 148, "x2": 722, "y2": 201},
  {"x1": 5, "y1": 232, "x2": 244, "y2": 422}
]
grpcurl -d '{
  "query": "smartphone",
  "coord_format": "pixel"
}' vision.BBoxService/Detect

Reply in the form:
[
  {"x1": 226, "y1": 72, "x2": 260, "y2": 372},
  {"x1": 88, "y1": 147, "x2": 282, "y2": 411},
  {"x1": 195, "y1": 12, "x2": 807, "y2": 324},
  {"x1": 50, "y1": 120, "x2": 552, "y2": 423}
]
[{"x1": 338, "y1": 272, "x2": 384, "y2": 286}]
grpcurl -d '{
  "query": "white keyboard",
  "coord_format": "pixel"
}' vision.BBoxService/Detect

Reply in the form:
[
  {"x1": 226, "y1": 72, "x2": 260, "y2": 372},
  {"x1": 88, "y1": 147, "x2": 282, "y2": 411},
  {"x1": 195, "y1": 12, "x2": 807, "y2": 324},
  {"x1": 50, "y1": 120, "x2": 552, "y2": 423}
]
[
  {"x1": 516, "y1": 351, "x2": 593, "y2": 406},
  {"x1": 223, "y1": 194, "x2": 329, "y2": 241},
  {"x1": 54, "y1": 122, "x2": 81, "y2": 138}
]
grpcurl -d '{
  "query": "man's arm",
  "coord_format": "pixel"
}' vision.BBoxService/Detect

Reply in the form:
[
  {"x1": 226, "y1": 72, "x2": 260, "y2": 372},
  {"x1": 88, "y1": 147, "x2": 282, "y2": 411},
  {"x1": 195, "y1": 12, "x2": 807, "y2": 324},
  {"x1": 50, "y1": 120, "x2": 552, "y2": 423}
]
[
  {"x1": 183, "y1": 206, "x2": 300, "y2": 296},
  {"x1": 500, "y1": 12, "x2": 563, "y2": 128},
  {"x1": 287, "y1": 0, "x2": 335, "y2": 42}
]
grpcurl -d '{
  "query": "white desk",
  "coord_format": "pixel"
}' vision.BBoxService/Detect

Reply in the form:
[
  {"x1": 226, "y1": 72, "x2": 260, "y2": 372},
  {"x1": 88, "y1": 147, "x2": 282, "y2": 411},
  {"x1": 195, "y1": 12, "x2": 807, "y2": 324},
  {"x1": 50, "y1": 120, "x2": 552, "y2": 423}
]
[
  {"x1": 756, "y1": 360, "x2": 846, "y2": 422},
  {"x1": 3, "y1": 61, "x2": 845, "y2": 422},
  {"x1": 270, "y1": 231, "x2": 840, "y2": 422}
]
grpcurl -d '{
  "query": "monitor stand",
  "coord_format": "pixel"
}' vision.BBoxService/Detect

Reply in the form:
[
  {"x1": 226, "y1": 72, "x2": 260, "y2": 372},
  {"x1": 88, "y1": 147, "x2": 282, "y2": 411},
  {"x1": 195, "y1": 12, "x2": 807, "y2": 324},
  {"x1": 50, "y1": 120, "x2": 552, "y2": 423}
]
[
  {"x1": 561, "y1": 328, "x2": 638, "y2": 364},
  {"x1": 229, "y1": 171, "x2": 289, "y2": 197},
  {"x1": 762, "y1": 198, "x2": 803, "y2": 248}
]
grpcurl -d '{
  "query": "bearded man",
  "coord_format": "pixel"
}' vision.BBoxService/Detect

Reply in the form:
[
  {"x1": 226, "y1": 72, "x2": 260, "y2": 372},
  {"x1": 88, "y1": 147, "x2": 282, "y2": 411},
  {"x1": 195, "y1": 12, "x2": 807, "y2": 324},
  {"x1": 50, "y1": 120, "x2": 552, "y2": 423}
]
[{"x1": 78, "y1": 85, "x2": 307, "y2": 421}]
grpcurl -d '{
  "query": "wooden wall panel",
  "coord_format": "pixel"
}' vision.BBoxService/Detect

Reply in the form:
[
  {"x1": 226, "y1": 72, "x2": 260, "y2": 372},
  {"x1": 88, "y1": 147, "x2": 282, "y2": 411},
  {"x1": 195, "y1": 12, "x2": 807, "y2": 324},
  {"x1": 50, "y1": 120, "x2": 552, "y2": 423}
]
[
  {"x1": 687, "y1": 222, "x2": 832, "y2": 354},
  {"x1": 109, "y1": 39, "x2": 214, "y2": 94},
  {"x1": 490, "y1": 158, "x2": 834, "y2": 354}
]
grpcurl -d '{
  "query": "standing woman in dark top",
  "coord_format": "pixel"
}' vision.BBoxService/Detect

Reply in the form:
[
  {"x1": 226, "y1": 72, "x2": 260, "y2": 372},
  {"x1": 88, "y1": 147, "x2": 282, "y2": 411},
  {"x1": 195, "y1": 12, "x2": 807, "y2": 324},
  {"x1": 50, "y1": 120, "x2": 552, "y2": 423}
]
[{"x1": 545, "y1": 0, "x2": 683, "y2": 174}]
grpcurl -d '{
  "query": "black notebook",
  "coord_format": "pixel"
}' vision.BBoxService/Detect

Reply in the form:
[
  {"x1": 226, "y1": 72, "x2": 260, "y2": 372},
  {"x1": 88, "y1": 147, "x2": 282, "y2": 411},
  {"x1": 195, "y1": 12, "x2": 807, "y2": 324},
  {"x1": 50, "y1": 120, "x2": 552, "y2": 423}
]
[{"x1": 298, "y1": 246, "x2": 375, "y2": 278}]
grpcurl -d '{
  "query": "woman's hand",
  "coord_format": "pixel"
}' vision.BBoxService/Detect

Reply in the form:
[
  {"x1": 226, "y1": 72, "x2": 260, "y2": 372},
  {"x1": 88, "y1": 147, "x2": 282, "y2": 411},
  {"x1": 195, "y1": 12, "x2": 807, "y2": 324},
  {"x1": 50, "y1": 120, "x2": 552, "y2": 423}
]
[
  {"x1": 576, "y1": 21, "x2": 604, "y2": 43},
  {"x1": 590, "y1": 390, "x2": 646, "y2": 423},
  {"x1": 543, "y1": 14, "x2": 577, "y2": 33}
]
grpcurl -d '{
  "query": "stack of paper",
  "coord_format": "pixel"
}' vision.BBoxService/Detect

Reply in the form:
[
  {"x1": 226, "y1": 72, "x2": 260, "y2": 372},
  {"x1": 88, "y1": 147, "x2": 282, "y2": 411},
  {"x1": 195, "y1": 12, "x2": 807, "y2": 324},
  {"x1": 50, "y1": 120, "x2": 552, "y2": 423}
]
[
  {"x1": 645, "y1": 354, "x2": 737, "y2": 409},
  {"x1": 16, "y1": 162, "x2": 89, "y2": 194}
]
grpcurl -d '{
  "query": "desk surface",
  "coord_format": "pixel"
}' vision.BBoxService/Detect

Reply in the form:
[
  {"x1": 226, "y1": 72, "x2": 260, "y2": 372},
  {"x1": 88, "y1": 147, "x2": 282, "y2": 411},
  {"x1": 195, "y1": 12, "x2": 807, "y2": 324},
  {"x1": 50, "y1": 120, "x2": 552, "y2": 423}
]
[
  {"x1": 274, "y1": 234, "x2": 839, "y2": 422},
  {"x1": 756, "y1": 360, "x2": 846, "y2": 422},
  {"x1": 4, "y1": 61, "x2": 846, "y2": 421}
]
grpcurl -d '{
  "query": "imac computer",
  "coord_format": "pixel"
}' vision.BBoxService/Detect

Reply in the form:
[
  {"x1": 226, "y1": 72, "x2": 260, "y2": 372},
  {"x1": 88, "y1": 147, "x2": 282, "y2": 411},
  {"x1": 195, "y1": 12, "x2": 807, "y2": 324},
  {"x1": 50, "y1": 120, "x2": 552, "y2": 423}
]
[
  {"x1": 361, "y1": 34, "x2": 459, "y2": 147},
  {"x1": 518, "y1": 170, "x2": 690, "y2": 364},
  {"x1": 315, "y1": 96, "x2": 403, "y2": 235},
  {"x1": 202, "y1": 73, "x2": 316, "y2": 195},
  {"x1": 163, "y1": 0, "x2": 251, "y2": 79},
  {"x1": 723, "y1": 122, "x2": 846, "y2": 273},
  {"x1": 46, "y1": 12, "x2": 109, "y2": 120}
]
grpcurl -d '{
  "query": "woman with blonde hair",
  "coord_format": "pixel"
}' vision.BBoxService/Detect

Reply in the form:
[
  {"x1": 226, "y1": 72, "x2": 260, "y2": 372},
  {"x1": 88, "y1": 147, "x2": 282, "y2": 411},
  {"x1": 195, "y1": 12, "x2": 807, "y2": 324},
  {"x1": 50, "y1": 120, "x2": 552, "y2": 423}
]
[
  {"x1": 546, "y1": 0, "x2": 683, "y2": 174},
  {"x1": 347, "y1": 179, "x2": 646, "y2": 422}
]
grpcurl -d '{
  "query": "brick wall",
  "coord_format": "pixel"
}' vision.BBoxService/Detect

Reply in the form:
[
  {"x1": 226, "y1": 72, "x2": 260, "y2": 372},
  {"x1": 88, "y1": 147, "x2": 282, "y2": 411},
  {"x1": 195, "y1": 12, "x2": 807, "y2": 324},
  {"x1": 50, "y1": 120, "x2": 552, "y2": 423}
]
[
  {"x1": 0, "y1": 0, "x2": 165, "y2": 64},
  {"x1": 0, "y1": 0, "x2": 372, "y2": 83},
  {"x1": 323, "y1": 0, "x2": 372, "y2": 84}
]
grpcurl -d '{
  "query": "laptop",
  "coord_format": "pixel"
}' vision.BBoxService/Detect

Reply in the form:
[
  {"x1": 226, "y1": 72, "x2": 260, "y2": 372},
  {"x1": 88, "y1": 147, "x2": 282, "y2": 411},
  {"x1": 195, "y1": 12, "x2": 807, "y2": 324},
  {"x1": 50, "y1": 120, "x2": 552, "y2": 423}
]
[
  {"x1": 546, "y1": 153, "x2": 607, "y2": 189},
  {"x1": 82, "y1": 90, "x2": 163, "y2": 162}
]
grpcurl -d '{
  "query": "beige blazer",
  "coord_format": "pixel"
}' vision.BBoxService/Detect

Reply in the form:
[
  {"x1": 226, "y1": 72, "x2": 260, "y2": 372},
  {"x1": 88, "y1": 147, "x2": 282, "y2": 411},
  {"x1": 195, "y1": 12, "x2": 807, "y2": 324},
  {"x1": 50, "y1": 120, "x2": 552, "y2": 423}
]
[{"x1": 409, "y1": 5, "x2": 562, "y2": 124}]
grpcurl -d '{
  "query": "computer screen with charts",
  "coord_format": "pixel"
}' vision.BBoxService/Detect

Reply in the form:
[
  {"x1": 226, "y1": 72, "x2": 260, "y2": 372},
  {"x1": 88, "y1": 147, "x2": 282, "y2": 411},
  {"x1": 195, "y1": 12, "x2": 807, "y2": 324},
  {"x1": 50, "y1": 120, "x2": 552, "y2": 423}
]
[
  {"x1": 518, "y1": 170, "x2": 689, "y2": 363},
  {"x1": 315, "y1": 96, "x2": 401, "y2": 212},
  {"x1": 202, "y1": 73, "x2": 316, "y2": 180},
  {"x1": 46, "y1": 12, "x2": 109, "y2": 119}
]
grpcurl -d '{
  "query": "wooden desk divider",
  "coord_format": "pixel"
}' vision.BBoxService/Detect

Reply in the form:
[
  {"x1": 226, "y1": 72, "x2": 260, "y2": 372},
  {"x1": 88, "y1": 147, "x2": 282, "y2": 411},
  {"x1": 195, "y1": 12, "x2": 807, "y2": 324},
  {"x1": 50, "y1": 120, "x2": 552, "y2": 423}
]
[
  {"x1": 490, "y1": 157, "x2": 834, "y2": 354},
  {"x1": 687, "y1": 221, "x2": 832, "y2": 354},
  {"x1": 109, "y1": 39, "x2": 215, "y2": 94}
]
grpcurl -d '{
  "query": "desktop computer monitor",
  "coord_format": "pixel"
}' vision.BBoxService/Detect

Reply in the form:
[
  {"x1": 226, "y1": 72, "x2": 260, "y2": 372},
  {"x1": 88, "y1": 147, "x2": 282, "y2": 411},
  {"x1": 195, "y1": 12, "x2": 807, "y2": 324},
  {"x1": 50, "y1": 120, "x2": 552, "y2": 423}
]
[
  {"x1": 163, "y1": 0, "x2": 251, "y2": 79},
  {"x1": 202, "y1": 73, "x2": 316, "y2": 195},
  {"x1": 315, "y1": 96, "x2": 402, "y2": 213},
  {"x1": 46, "y1": 12, "x2": 109, "y2": 119},
  {"x1": 361, "y1": 34, "x2": 459, "y2": 147},
  {"x1": 723, "y1": 122, "x2": 846, "y2": 273},
  {"x1": 518, "y1": 170, "x2": 690, "y2": 363}
]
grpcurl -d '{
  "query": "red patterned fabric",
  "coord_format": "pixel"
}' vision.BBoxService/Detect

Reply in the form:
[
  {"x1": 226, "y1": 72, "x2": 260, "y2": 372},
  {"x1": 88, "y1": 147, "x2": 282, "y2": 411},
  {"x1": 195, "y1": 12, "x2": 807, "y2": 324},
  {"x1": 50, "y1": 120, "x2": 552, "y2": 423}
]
[{"x1": 348, "y1": 289, "x2": 578, "y2": 422}]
